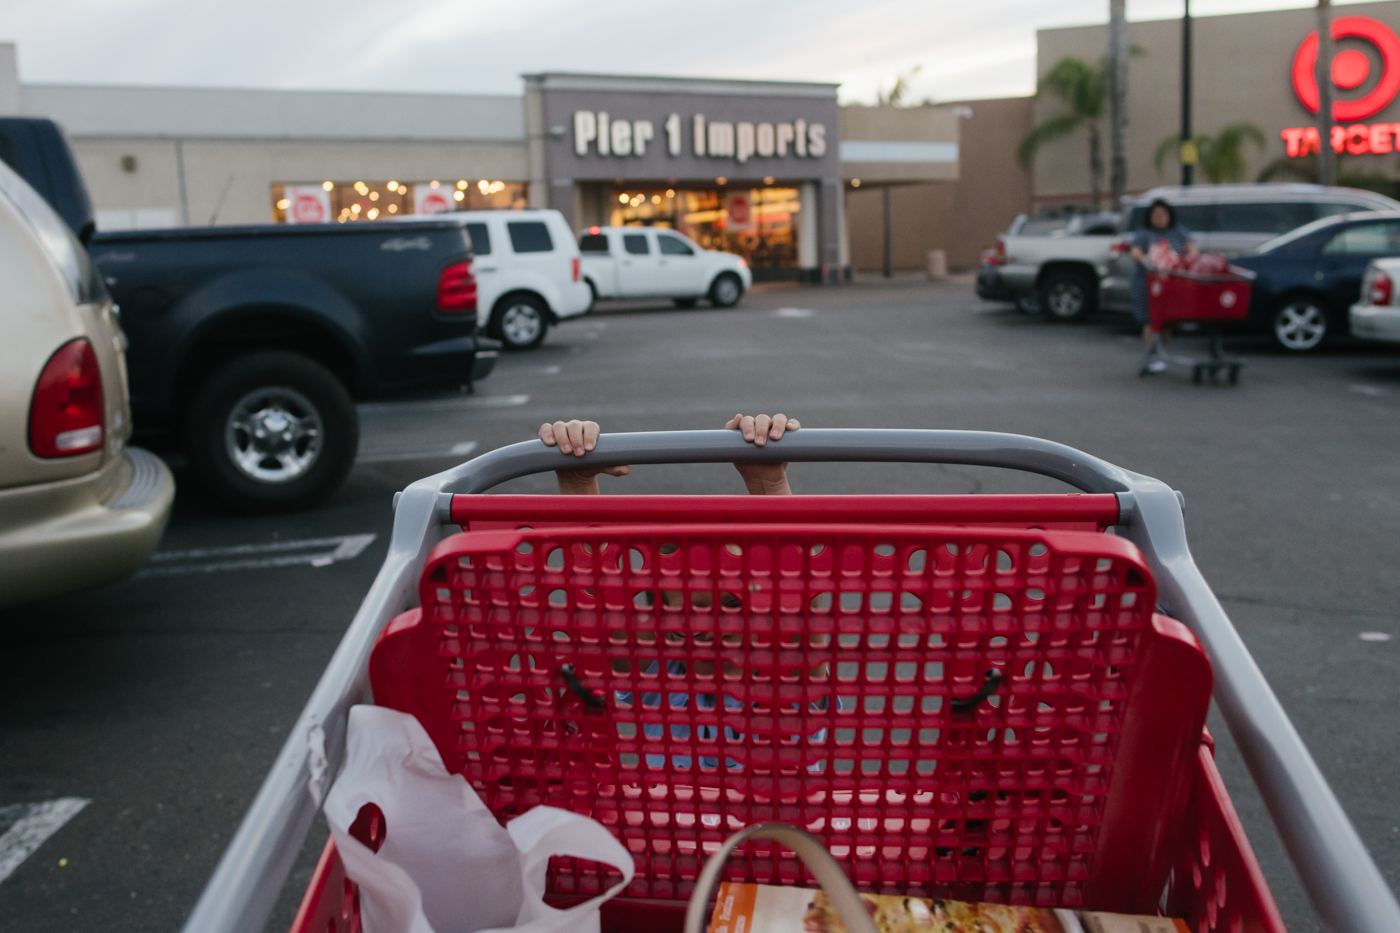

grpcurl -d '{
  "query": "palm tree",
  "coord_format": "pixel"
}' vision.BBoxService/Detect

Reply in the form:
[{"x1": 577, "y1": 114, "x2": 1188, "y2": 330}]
[
  {"x1": 1256, "y1": 152, "x2": 1398, "y2": 198},
  {"x1": 1018, "y1": 57, "x2": 1108, "y2": 210},
  {"x1": 877, "y1": 66, "x2": 923, "y2": 107},
  {"x1": 1154, "y1": 123, "x2": 1266, "y2": 183}
]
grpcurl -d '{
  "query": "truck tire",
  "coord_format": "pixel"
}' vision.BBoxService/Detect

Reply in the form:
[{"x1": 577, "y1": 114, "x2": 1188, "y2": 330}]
[
  {"x1": 709, "y1": 273, "x2": 744, "y2": 308},
  {"x1": 1041, "y1": 270, "x2": 1095, "y2": 321},
  {"x1": 184, "y1": 351, "x2": 358, "y2": 513},
  {"x1": 492, "y1": 294, "x2": 549, "y2": 350}
]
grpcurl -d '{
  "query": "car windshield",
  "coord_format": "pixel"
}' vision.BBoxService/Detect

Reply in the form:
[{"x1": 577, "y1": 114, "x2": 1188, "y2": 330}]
[
  {"x1": 1015, "y1": 218, "x2": 1070, "y2": 236},
  {"x1": 1254, "y1": 216, "x2": 1349, "y2": 253}
]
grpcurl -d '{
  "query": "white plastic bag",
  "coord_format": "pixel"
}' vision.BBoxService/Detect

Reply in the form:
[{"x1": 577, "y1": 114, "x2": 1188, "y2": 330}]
[{"x1": 324, "y1": 705, "x2": 634, "y2": 933}]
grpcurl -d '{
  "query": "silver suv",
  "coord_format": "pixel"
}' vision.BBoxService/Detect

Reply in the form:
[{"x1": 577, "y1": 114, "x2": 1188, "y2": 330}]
[{"x1": 1101, "y1": 183, "x2": 1400, "y2": 312}]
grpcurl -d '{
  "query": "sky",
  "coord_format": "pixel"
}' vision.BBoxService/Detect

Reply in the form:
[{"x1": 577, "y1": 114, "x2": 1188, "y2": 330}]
[{"x1": 0, "y1": 0, "x2": 1384, "y2": 104}]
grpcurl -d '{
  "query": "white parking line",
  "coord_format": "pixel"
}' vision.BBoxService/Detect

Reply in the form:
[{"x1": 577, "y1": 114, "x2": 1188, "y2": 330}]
[
  {"x1": 359, "y1": 441, "x2": 478, "y2": 463},
  {"x1": 137, "y1": 534, "x2": 377, "y2": 577},
  {"x1": 775, "y1": 307, "x2": 815, "y2": 318},
  {"x1": 357, "y1": 393, "x2": 529, "y2": 414},
  {"x1": 0, "y1": 798, "x2": 89, "y2": 884},
  {"x1": 1351, "y1": 384, "x2": 1388, "y2": 397}
]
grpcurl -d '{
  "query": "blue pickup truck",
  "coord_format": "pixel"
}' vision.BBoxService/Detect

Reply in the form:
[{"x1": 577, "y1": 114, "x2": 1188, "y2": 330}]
[{"x1": 1, "y1": 117, "x2": 496, "y2": 512}]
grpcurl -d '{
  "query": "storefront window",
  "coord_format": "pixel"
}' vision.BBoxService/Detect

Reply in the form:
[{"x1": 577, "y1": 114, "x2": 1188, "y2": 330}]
[
  {"x1": 270, "y1": 179, "x2": 527, "y2": 223},
  {"x1": 608, "y1": 185, "x2": 800, "y2": 270}
]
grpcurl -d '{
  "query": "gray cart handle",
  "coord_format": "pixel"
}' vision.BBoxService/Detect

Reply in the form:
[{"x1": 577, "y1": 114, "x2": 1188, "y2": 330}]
[{"x1": 182, "y1": 429, "x2": 1399, "y2": 933}]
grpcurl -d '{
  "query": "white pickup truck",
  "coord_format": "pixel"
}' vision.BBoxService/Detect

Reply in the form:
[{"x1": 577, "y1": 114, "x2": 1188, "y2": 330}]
[
  {"x1": 979, "y1": 213, "x2": 1120, "y2": 320},
  {"x1": 579, "y1": 226, "x2": 752, "y2": 308}
]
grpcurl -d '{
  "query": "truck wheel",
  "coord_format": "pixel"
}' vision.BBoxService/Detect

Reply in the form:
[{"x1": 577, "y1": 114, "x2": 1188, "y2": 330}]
[
  {"x1": 184, "y1": 351, "x2": 358, "y2": 513},
  {"x1": 1041, "y1": 271, "x2": 1095, "y2": 321},
  {"x1": 674, "y1": 297, "x2": 699, "y2": 309},
  {"x1": 585, "y1": 280, "x2": 598, "y2": 313},
  {"x1": 709, "y1": 273, "x2": 744, "y2": 308},
  {"x1": 493, "y1": 295, "x2": 549, "y2": 350}
]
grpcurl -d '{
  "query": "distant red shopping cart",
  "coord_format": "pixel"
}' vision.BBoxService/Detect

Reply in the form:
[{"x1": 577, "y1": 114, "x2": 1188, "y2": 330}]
[
  {"x1": 177, "y1": 430, "x2": 1400, "y2": 933},
  {"x1": 1142, "y1": 267, "x2": 1254, "y2": 384}
]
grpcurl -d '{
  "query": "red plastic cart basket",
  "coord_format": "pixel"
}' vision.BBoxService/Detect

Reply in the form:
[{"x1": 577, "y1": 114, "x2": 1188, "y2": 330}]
[
  {"x1": 1147, "y1": 268, "x2": 1252, "y2": 331},
  {"x1": 180, "y1": 430, "x2": 1400, "y2": 933},
  {"x1": 1143, "y1": 269, "x2": 1254, "y2": 383}
]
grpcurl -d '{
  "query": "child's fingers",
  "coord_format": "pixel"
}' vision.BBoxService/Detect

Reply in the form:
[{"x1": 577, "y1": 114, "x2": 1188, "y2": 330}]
[
  {"x1": 566, "y1": 420, "x2": 587, "y2": 456},
  {"x1": 752, "y1": 414, "x2": 772, "y2": 445},
  {"x1": 725, "y1": 414, "x2": 743, "y2": 430},
  {"x1": 549, "y1": 421, "x2": 576, "y2": 454},
  {"x1": 770, "y1": 413, "x2": 790, "y2": 439},
  {"x1": 582, "y1": 420, "x2": 600, "y2": 451},
  {"x1": 540, "y1": 423, "x2": 557, "y2": 446}
]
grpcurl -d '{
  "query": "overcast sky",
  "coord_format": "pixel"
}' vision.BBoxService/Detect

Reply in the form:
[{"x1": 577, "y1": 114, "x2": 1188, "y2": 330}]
[{"x1": 0, "y1": 0, "x2": 1380, "y2": 103}]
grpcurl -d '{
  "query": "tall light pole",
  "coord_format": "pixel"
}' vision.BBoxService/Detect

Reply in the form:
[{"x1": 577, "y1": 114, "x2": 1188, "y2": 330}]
[
  {"x1": 1316, "y1": 0, "x2": 1337, "y2": 186},
  {"x1": 1108, "y1": 0, "x2": 1129, "y2": 209},
  {"x1": 1180, "y1": 0, "x2": 1194, "y2": 186}
]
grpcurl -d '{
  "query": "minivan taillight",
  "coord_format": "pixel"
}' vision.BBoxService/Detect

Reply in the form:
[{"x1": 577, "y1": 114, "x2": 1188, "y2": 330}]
[
  {"x1": 1370, "y1": 272, "x2": 1393, "y2": 305},
  {"x1": 30, "y1": 338, "x2": 104, "y2": 458},
  {"x1": 572, "y1": 257, "x2": 580, "y2": 282},
  {"x1": 436, "y1": 261, "x2": 477, "y2": 313}
]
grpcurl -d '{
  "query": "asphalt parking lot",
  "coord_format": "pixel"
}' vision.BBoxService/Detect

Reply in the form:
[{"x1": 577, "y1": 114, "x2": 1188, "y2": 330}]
[{"x1": 2, "y1": 276, "x2": 1398, "y2": 932}]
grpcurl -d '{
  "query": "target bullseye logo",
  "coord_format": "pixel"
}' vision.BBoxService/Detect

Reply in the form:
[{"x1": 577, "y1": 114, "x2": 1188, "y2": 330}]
[
  {"x1": 1292, "y1": 16, "x2": 1400, "y2": 121},
  {"x1": 1219, "y1": 289, "x2": 1237, "y2": 309}
]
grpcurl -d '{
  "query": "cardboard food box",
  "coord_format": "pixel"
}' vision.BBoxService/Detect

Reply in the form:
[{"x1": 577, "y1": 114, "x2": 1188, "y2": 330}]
[{"x1": 707, "y1": 883, "x2": 1190, "y2": 933}]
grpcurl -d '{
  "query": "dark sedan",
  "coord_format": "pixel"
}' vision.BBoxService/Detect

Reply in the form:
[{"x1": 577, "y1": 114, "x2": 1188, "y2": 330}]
[{"x1": 1233, "y1": 210, "x2": 1400, "y2": 352}]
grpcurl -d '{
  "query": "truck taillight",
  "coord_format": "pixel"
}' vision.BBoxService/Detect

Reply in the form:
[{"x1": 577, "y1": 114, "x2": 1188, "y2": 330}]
[
  {"x1": 994, "y1": 235, "x2": 1006, "y2": 265},
  {"x1": 572, "y1": 257, "x2": 580, "y2": 282},
  {"x1": 1371, "y1": 272, "x2": 1394, "y2": 305},
  {"x1": 436, "y1": 261, "x2": 477, "y2": 313},
  {"x1": 1107, "y1": 238, "x2": 1129, "y2": 259},
  {"x1": 29, "y1": 338, "x2": 104, "y2": 458}
]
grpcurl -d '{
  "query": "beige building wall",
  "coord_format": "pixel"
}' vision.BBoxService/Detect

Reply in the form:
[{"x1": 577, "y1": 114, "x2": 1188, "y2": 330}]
[
  {"x1": 69, "y1": 137, "x2": 527, "y2": 226},
  {"x1": 839, "y1": 104, "x2": 959, "y2": 183},
  {"x1": 844, "y1": 97, "x2": 1033, "y2": 273},
  {"x1": 1033, "y1": 1, "x2": 1400, "y2": 208}
]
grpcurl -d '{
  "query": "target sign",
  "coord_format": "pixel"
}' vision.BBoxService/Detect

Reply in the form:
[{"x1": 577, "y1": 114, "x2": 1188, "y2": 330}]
[
  {"x1": 1220, "y1": 289, "x2": 1238, "y2": 308},
  {"x1": 1292, "y1": 16, "x2": 1400, "y2": 121}
]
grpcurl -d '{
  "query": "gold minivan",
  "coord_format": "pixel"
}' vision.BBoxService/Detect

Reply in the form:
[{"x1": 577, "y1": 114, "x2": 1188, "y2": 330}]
[{"x1": 0, "y1": 158, "x2": 174, "y2": 608}]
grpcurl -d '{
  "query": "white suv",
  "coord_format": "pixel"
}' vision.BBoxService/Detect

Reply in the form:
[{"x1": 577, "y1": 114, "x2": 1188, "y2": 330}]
[
  {"x1": 579, "y1": 226, "x2": 751, "y2": 309},
  {"x1": 394, "y1": 209, "x2": 591, "y2": 349}
]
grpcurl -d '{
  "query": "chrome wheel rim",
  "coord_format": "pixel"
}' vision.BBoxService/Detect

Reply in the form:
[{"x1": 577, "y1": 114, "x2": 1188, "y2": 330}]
[
  {"x1": 501, "y1": 303, "x2": 543, "y2": 345},
  {"x1": 224, "y1": 386, "x2": 323, "y2": 484},
  {"x1": 1046, "y1": 282, "x2": 1084, "y2": 318},
  {"x1": 714, "y1": 277, "x2": 740, "y2": 305},
  {"x1": 1275, "y1": 302, "x2": 1327, "y2": 350}
]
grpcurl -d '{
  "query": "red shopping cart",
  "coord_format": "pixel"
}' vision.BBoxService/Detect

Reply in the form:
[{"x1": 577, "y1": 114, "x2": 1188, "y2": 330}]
[
  {"x1": 1142, "y1": 268, "x2": 1254, "y2": 384},
  {"x1": 180, "y1": 431, "x2": 1400, "y2": 933}
]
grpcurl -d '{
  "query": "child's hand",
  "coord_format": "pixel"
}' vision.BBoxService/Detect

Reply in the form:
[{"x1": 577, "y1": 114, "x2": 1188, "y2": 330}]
[
  {"x1": 539, "y1": 420, "x2": 629, "y2": 495},
  {"x1": 726, "y1": 413, "x2": 799, "y2": 495}
]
